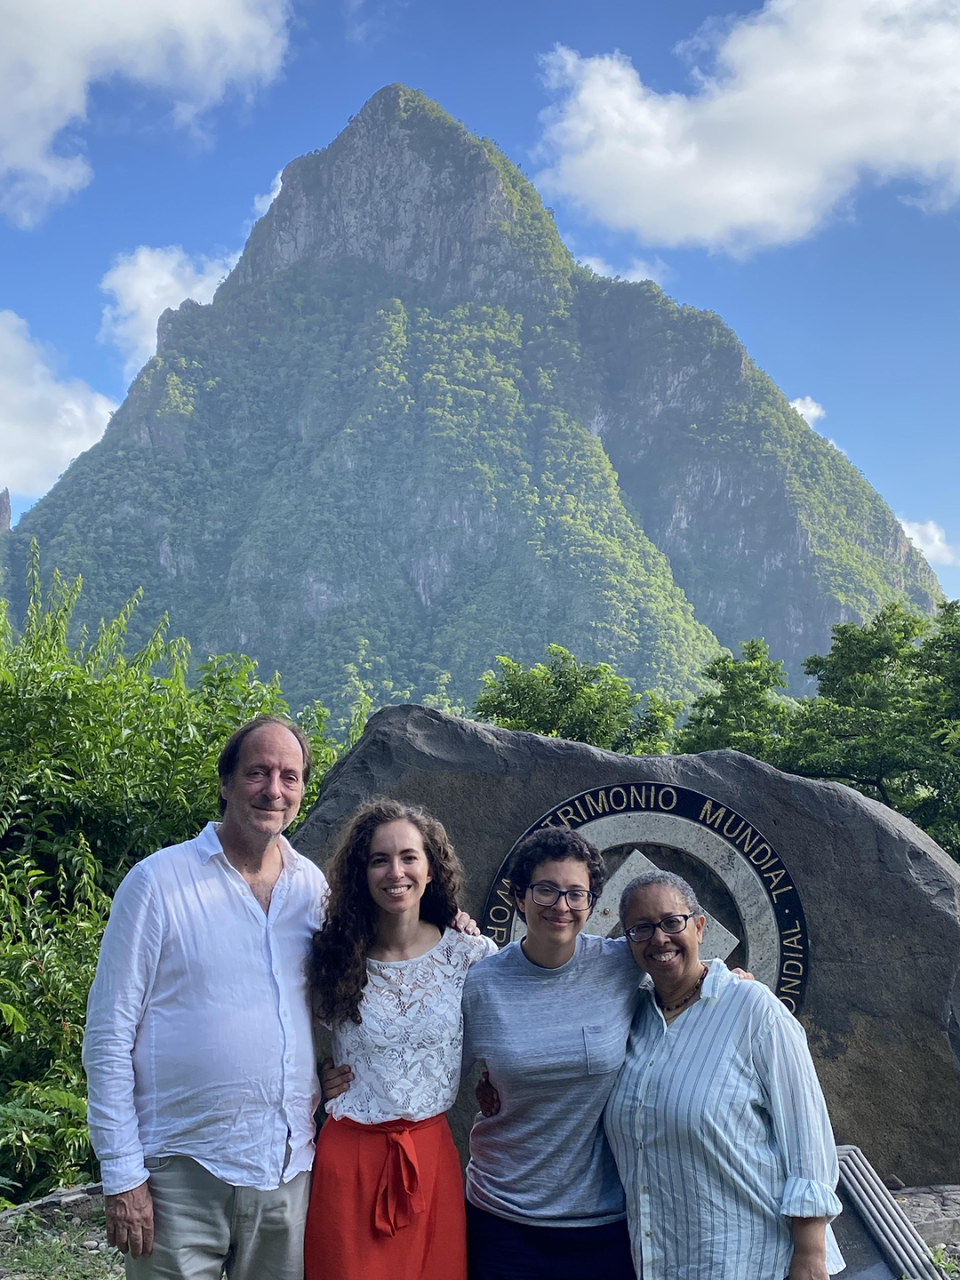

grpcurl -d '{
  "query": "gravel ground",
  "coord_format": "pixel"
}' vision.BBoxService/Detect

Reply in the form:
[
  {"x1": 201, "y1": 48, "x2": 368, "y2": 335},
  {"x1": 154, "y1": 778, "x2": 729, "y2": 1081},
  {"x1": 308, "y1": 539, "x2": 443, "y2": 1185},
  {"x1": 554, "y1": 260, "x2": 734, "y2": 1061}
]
[
  {"x1": 1, "y1": 1206, "x2": 957, "y2": 1279},
  {"x1": 0, "y1": 1207, "x2": 123, "y2": 1279}
]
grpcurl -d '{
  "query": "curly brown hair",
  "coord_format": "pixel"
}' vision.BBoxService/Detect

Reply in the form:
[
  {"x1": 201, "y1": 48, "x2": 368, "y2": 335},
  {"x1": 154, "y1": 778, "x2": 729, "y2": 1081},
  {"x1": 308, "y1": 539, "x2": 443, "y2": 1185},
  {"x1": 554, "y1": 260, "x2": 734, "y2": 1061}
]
[
  {"x1": 507, "y1": 826, "x2": 607, "y2": 920},
  {"x1": 309, "y1": 797, "x2": 464, "y2": 1026}
]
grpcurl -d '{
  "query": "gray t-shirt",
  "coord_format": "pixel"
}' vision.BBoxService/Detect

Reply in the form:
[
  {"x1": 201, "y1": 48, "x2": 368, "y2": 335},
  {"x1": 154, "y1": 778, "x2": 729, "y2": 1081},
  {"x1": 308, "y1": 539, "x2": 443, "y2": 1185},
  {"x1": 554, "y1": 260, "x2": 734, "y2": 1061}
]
[{"x1": 462, "y1": 933, "x2": 644, "y2": 1228}]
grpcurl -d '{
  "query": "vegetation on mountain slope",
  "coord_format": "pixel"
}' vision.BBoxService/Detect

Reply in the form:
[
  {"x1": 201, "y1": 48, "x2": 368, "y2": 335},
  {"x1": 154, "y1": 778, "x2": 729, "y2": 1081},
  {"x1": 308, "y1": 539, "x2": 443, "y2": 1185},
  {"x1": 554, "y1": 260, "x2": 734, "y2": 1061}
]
[{"x1": 0, "y1": 85, "x2": 938, "y2": 716}]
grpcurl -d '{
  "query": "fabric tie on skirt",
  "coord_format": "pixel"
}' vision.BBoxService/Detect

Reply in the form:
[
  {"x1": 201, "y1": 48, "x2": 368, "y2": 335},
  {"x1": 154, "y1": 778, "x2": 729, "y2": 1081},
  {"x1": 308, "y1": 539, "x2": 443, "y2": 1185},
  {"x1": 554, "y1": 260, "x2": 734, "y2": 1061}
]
[
  {"x1": 335, "y1": 1114, "x2": 442, "y2": 1236},
  {"x1": 374, "y1": 1123, "x2": 428, "y2": 1235},
  {"x1": 304, "y1": 1110, "x2": 465, "y2": 1280}
]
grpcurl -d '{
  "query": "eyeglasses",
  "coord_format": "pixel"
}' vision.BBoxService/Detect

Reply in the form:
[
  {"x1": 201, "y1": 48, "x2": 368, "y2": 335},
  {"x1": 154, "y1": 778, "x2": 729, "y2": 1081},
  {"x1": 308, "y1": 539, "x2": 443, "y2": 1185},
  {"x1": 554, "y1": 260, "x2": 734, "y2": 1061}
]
[
  {"x1": 624, "y1": 913, "x2": 697, "y2": 943},
  {"x1": 527, "y1": 882, "x2": 597, "y2": 911}
]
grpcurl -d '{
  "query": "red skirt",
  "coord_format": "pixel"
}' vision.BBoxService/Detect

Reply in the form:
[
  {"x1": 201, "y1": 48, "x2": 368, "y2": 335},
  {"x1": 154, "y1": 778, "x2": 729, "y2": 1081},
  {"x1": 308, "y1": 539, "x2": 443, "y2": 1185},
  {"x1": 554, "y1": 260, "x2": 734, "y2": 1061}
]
[{"x1": 303, "y1": 1113, "x2": 466, "y2": 1280}]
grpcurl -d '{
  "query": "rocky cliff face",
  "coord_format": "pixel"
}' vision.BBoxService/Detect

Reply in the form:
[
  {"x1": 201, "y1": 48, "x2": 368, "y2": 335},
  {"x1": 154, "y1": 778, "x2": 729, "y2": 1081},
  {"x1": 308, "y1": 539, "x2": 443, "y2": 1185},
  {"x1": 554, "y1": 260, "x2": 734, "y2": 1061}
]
[
  {"x1": 224, "y1": 85, "x2": 570, "y2": 309},
  {"x1": 1, "y1": 86, "x2": 940, "y2": 713},
  {"x1": 573, "y1": 280, "x2": 940, "y2": 671}
]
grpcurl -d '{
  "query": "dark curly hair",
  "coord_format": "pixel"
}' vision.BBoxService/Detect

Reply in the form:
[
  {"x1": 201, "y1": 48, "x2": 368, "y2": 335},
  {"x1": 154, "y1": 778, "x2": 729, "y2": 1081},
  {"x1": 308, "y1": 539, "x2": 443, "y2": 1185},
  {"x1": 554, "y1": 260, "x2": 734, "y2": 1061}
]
[
  {"x1": 309, "y1": 797, "x2": 463, "y2": 1026},
  {"x1": 507, "y1": 826, "x2": 607, "y2": 919}
]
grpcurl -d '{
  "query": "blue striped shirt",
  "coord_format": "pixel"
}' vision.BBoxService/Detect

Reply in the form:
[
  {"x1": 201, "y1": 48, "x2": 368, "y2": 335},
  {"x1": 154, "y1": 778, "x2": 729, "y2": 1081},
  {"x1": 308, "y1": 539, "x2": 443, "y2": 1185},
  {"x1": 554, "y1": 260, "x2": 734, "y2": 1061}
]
[{"x1": 604, "y1": 960, "x2": 844, "y2": 1280}]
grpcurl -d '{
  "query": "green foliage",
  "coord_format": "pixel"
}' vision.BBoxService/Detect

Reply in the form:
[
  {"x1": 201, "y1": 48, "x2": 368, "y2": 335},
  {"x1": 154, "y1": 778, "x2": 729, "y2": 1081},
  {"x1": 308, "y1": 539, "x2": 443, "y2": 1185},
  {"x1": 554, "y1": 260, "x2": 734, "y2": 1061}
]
[
  {"x1": 676, "y1": 639, "x2": 795, "y2": 757},
  {"x1": 0, "y1": 546, "x2": 337, "y2": 1201},
  {"x1": 482, "y1": 609, "x2": 960, "y2": 861},
  {"x1": 780, "y1": 602, "x2": 960, "y2": 853},
  {"x1": 676, "y1": 603, "x2": 960, "y2": 860},
  {"x1": 0, "y1": 851, "x2": 105, "y2": 1201},
  {"x1": 474, "y1": 644, "x2": 680, "y2": 755},
  {"x1": 628, "y1": 691, "x2": 685, "y2": 757},
  {"x1": 0, "y1": 544, "x2": 335, "y2": 892},
  {"x1": 931, "y1": 1244, "x2": 960, "y2": 1277}
]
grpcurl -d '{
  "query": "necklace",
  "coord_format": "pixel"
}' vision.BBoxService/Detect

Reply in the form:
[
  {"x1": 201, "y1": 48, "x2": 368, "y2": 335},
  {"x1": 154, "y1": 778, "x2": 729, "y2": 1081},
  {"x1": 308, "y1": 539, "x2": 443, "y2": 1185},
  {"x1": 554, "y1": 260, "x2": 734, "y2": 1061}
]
[{"x1": 656, "y1": 963, "x2": 708, "y2": 1013}]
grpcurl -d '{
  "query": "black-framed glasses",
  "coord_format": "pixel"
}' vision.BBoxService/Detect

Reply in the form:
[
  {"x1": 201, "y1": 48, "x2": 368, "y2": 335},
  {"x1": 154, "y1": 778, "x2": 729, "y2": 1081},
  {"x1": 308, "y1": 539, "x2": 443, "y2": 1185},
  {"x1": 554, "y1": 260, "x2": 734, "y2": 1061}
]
[
  {"x1": 527, "y1": 882, "x2": 598, "y2": 911},
  {"x1": 624, "y1": 913, "x2": 696, "y2": 943}
]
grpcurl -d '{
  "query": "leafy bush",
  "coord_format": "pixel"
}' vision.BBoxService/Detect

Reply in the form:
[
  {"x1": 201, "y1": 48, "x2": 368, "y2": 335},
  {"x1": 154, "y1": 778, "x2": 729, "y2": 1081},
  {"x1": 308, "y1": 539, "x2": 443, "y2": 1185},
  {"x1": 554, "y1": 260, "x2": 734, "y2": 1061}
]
[
  {"x1": 473, "y1": 608, "x2": 960, "y2": 861},
  {"x1": 474, "y1": 644, "x2": 682, "y2": 754},
  {"x1": 0, "y1": 546, "x2": 337, "y2": 1202},
  {"x1": 679, "y1": 603, "x2": 960, "y2": 859}
]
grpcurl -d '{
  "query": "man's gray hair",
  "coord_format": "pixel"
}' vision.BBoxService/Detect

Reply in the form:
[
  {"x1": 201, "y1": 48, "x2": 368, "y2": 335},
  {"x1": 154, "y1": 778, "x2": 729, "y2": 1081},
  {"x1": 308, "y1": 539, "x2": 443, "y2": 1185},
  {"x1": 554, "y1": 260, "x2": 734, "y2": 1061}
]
[{"x1": 619, "y1": 869, "x2": 701, "y2": 922}]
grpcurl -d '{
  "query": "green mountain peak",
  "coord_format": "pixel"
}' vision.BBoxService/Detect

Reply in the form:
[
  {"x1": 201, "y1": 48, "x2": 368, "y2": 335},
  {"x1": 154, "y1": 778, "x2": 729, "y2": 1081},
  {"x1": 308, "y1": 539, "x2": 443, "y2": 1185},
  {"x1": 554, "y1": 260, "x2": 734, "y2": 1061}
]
[
  {"x1": 1, "y1": 86, "x2": 939, "y2": 717},
  {"x1": 223, "y1": 84, "x2": 573, "y2": 310}
]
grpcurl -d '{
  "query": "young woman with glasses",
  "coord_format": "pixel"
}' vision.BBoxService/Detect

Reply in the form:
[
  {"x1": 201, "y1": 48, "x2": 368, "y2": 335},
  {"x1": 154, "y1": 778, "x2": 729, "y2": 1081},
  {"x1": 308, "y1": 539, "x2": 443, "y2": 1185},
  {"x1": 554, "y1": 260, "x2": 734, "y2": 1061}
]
[{"x1": 460, "y1": 825, "x2": 640, "y2": 1280}]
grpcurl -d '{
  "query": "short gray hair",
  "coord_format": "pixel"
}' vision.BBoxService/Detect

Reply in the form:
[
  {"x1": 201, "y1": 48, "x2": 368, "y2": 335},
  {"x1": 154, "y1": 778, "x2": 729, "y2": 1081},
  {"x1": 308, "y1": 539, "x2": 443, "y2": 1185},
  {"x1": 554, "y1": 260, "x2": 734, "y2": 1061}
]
[{"x1": 619, "y1": 870, "x2": 701, "y2": 923}]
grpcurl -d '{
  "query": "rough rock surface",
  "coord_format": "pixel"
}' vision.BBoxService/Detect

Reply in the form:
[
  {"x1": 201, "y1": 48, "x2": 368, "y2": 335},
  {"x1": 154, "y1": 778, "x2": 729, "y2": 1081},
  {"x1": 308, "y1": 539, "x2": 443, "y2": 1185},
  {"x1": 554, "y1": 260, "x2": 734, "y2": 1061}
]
[
  {"x1": 0, "y1": 1183, "x2": 103, "y2": 1234},
  {"x1": 297, "y1": 705, "x2": 960, "y2": 1183},
  {"x1": 895, "y1": 1187, "x2": 960, "y2": 1247},
  {"x1": 233, "y1": 84, "x2": 568, "y2": 306}
]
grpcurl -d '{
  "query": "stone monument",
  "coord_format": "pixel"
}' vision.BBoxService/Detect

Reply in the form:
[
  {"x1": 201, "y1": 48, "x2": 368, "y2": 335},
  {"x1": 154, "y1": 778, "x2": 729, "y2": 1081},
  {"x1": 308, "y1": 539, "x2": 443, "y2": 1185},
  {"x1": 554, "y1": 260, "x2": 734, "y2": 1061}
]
[{"x1": 295, "y1": 704, "x2": 960, "y2": 1185}]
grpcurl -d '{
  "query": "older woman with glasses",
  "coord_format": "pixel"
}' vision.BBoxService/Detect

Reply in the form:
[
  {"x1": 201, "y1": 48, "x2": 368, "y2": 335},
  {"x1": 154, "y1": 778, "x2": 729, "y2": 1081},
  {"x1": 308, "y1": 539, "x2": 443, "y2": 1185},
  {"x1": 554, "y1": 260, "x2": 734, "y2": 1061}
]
[
  {"x1": 604, "y1": 869, "x2": 844, "y2": 1280},
  {"x1": 461, "y1": 825, "x2": 640, "y2": 1280}
]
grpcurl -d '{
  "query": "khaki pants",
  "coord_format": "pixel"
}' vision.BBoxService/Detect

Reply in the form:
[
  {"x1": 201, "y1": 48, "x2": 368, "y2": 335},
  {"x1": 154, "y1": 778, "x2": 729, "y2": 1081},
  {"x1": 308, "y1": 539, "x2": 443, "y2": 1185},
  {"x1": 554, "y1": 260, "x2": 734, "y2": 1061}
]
[{"x1": 124, "y1": 1155, "x2": 311, "y2": 1280}]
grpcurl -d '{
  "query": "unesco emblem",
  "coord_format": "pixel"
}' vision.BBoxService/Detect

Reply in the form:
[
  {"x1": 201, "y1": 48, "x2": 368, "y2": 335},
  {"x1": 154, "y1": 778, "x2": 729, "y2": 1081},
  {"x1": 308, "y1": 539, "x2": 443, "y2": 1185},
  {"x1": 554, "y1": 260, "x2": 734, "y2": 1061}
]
[{"x1": 480, "y1": 783, "x2": 809, "y2": 1012}]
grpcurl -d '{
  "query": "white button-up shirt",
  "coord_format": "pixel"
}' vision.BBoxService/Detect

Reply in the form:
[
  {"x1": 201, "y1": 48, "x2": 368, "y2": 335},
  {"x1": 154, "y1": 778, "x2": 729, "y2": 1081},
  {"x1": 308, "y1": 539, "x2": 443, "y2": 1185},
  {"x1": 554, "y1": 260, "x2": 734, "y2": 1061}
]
[
  {"x1": 82, "y1": 823, "x2": 327, "y2": 1195},
  {"x1": 604, "y1": 960, "x2": 844, "y2": 1280}
]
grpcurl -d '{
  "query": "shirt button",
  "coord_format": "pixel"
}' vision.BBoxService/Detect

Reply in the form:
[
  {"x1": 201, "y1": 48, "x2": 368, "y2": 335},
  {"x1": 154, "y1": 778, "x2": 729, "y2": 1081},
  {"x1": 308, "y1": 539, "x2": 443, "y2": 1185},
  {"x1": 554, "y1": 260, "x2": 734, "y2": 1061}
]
[
  {"x1": 286, "y1": 1055, "x2": 292, "y2": 1063},
  {"x1": 649, "y1": 1060, "x2": 655, "y2": 1066},
  {"x1": 643, "y1": 1186, "x2": 649, "y2": 1193},
  {"x1": 274, "y1": 968, "x2": 279, "y2": 976},
  {"x1": 645, "y1": 1230, "x2": 652, "y2": 1237}
]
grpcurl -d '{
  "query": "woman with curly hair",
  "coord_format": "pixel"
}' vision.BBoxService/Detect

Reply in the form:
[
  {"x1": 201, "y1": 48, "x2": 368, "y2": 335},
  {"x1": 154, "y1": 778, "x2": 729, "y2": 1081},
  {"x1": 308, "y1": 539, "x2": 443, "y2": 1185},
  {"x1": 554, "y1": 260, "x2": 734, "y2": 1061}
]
[{"x1": 302, "y1": 796, "x2": 496, "y2": 1280}]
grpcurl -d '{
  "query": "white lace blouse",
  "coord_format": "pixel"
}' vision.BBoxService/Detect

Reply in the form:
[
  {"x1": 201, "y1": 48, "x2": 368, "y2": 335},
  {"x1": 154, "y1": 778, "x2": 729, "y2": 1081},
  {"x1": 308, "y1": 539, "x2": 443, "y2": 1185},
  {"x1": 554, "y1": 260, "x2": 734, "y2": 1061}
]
[{"x1": 326, "y1": 927, "x2": 497, "y2": 1124}]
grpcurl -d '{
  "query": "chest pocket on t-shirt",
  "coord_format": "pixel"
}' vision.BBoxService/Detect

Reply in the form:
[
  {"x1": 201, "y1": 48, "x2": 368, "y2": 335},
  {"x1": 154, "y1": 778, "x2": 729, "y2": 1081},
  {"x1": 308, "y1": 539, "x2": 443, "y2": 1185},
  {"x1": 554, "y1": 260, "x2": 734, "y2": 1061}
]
[{"x1": 583, "y1": 1023, "x2": 627, "y2": 1075}]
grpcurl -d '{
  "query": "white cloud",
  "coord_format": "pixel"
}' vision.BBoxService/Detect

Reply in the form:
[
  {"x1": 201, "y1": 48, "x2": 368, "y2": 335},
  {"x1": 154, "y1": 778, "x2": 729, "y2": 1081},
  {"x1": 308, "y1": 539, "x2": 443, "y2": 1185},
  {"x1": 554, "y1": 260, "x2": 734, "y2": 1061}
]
[
  {"x1": 790, "y1": 396, "x2": 826, "y2": 427},
  {"x1": 899, "y1": 519, "x2": 960, "y2": 567},
  {"x1": 0, "y1": 311, "x2": 117, "y2": 494},
  {"x1": 580, "y1": 254, "x2": 669, "y2": 285},
  {"x1": 537, "y1": 0, "x2": 960, "y2": 253},
  {"x1": 252, "y1": 170, "x2": 283, "y2": 219},
  {"x1": 99, "y1": 245, "x2": 240, "y2": 380},
  {"x1": 344, "y1": 0, "x2": 372, "y2": 44},
  {"x1": 343, "y1": 0, "x2": 397, "y2": 44},
  {"x1": 790, "y1": 396, "x2": 845, "y2": 451},
  {"x1": 0, "y1": 0, "x2": 291, "y2": 227}
]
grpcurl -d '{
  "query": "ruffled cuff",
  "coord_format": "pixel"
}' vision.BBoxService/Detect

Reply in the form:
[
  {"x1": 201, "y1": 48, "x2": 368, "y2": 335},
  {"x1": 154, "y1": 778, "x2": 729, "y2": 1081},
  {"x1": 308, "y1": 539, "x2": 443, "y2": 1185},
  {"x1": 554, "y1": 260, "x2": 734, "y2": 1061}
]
[
  {"x1": 780, "y1": 1175, "x2": 842, "y2": 1221},
  {"x1": 98, "y1": 1153, "x2": 150, "y2": 1197}
]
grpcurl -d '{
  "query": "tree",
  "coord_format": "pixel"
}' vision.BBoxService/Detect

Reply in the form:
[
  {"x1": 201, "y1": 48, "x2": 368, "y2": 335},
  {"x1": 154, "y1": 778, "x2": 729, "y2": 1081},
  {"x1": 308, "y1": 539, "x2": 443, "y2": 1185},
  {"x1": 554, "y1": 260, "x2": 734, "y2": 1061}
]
[
  {"x1": 473, "y1": 644, "x2": 678, "y2": 753},
  {"x1": 676, "y1": 639, "x2": 795, "y2": 756},
  {"x1": 780, "y1": 602, "x2": 960, "y2": 853},
  {"x1": 675, "y1": 605, "x2": 960, "y2": 861},
  {"x1": 0, "y1": 546, "x2": 337, "y2": 1202}
]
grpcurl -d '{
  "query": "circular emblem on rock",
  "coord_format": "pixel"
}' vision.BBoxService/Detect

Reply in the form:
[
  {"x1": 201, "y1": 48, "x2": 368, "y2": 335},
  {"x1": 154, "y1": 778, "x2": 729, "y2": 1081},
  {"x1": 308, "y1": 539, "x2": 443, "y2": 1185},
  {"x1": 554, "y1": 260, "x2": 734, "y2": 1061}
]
[{"x1": 480, "y1": 782, "x2": 808, "y2": 1011}]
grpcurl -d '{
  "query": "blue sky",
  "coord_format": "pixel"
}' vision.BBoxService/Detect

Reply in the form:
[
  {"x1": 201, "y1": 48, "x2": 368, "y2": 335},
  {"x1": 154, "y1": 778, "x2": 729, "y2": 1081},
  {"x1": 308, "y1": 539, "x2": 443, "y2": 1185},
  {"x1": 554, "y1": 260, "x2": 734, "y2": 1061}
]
[{"x1": 2, "y1": 0, "x2": 959, "y2": 599}]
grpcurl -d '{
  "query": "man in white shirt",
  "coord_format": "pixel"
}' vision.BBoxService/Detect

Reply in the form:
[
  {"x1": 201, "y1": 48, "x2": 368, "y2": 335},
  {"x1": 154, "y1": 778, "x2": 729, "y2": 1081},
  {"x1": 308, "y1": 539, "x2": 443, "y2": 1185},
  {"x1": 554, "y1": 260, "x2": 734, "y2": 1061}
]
[{"x1": 82, "y1": 715, "x2": 328, "y2": 1280}]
